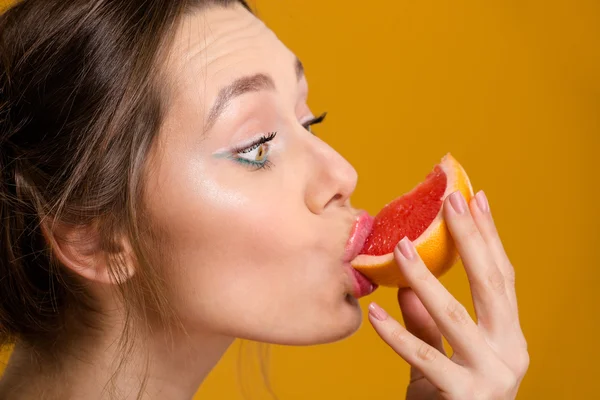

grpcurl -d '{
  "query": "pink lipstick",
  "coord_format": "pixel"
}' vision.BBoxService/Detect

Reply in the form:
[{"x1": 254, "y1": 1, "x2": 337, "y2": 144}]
[{"x1": 343, "y1": 211, "x2": 377, "y2": 298}]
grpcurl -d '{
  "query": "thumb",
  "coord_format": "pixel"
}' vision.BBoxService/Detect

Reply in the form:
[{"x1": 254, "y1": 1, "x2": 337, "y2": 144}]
[{"x1": 397, "y1": 288, "x2": 447, "y2": 382}]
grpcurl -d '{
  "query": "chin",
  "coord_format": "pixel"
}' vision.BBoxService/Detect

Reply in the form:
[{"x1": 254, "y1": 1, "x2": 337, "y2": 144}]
[
  {"x1": 331, "y1": 293, "x2": 365, "y2": 338},
  {"x1": 269, "y1": 293, "x2": 364, "y2": 346},
  {"x1": 318, "y1": 294, "x2": 364, "y2": 344}
]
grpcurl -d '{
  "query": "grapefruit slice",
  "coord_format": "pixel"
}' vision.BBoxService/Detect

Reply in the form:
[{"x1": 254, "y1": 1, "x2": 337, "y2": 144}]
[{"x1": 351, "y1": 153, "x2": 474, "y2": 288}]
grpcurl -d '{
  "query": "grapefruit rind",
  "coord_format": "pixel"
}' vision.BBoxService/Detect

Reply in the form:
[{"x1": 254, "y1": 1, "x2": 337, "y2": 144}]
[{"x1": 351, "y1": 153, "x2": 474, "y2": 288}]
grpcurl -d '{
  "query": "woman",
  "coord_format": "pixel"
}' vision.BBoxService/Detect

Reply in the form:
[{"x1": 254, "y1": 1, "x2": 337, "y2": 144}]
[{"x1": 0, "y1": 0, "x2": 529, "y2": 399}]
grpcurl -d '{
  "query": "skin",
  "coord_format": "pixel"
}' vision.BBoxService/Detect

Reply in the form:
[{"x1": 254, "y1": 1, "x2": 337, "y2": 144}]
[
  {"x1": 0, "y1": 4, "x2": 528, "y2": 400},
  {"x1": 144, "y1": 4, "x2": 362, "y2": 347},
  {"x1": 369, "y1": 191, "x2": 530, "y2": 399}
]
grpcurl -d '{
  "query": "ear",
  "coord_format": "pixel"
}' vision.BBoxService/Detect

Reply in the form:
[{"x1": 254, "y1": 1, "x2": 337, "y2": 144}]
[{"x1": 40, "y1": 217, "x2": 135, "y2": 284}]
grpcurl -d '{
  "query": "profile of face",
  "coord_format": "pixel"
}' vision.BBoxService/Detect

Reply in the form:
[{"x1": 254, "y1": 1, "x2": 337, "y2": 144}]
[{"x1": 143, "y1": 4, "x2": 365, "y2": 346}]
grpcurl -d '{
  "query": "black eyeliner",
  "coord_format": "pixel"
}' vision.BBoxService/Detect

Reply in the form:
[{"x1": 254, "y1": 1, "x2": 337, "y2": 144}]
[
  {"x1": 312, "y1": 111, "x2": 328, "y2": 124},
  {"x1": 231, "y1": 131, "x2": 277, "y2": 154},
  {"x1": 303, "y1": 111, "x2": 328, "y2": 134}
]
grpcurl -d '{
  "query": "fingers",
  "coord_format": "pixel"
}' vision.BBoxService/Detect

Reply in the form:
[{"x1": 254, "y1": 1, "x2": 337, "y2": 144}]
[
  {"x1": 370, "y1": 300, "x2": 527, "y2": 399},
  {"x1": 377, "y1": 190, "x2": 529, "y2": 397},
  {"x1": 469, "y1": 190, "x2": 519, "y2": 318},
  {"x1": 398, "y1": 288, "x2": 447, "y2": 383},
  {"x1": 443, "y1": 191, "x2": 514, "y2": 334},
  {"x1": 368, "y1": 302, "x2": 467, "y2": 393},
  {"x1": 394, "y1": 238, "x2": 494, "y2": 366},
  {"x1": 397, "y1": 288, "x2": 446, "y2": 355}
]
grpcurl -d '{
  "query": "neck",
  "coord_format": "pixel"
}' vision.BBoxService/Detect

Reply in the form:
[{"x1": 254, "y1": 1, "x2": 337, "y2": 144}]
[{"x1": 0, "y1": 323, "x2": 234, "y2": 399}]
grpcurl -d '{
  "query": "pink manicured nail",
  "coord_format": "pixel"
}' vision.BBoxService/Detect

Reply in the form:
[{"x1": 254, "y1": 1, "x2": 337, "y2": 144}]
[
  {"x1": 368, "y1": 302, "x2": 389, "y2": 321},
  {"x1": 475, "y1": 190, "x2": 490, "y2": 213},
  {"x1": 398, "y1": 237, "x2": 416, "y2": 260},
  {"x1": 449, "y1": 191, "x2": 467, "y2": 214}
]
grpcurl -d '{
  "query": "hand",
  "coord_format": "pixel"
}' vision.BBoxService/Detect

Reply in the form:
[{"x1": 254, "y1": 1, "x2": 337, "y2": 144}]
[{"x1": 368, "y1": 190, "x2": 529, "y2": 400}]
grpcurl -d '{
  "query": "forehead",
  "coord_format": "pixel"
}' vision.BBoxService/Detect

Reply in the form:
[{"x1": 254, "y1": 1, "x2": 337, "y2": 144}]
[{"x1": 163, "y1": 5, "x2": 298, "y2": 107}]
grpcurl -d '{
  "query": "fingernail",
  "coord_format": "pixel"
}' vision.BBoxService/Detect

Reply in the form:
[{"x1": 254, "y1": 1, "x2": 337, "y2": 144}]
[
  {"x1": 368, "y1": 302, "x2": 389, "y2": 321},
  {"x1": 449, "y1": 191, "x2": 467, "y2": 214},
  {"x1": 475, "y1": 190, "x2": 489, "y2": 213},
  {"x1": 398, "y1": 237, "x2": 416, "y2": 260}
]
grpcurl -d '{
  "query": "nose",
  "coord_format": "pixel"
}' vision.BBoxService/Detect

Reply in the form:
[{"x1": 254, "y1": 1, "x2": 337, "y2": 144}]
[{"x1": 304, "y1": 136, "x2": 358, "y2": 214}]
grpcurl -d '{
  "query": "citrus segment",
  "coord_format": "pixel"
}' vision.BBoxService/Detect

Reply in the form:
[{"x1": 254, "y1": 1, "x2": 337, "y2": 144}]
[{"x1": 351, "y1": 153, "x2": 474, "y2": 288}]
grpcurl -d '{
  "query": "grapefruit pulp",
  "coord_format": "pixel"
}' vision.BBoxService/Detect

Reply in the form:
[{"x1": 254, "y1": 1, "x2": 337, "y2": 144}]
[{"x1": 351, "y1": 153, "x2": 474, "y2": 288}]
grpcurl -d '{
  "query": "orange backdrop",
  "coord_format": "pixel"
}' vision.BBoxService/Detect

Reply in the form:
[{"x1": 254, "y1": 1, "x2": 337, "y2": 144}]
[{"x1": 1, "y1": 0, "x2": 599, "y2": 399}]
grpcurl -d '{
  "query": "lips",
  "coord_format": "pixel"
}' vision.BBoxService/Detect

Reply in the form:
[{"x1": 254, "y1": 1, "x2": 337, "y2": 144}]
[
  {"x1": 343, "y1": 211, "x2": 374, "y2": 263},
  {"x1": 343, "y1": 211, "x2": 377, "y2": 298}
]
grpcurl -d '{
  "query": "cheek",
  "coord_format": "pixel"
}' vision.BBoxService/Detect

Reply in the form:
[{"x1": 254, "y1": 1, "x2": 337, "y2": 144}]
[
  {"x1": 157, "y1": 195, "x2": 345, "y2": 330},
  {"x1": 170, "y1": 202, "x2": 325, "y2": 294},
  {"x1": 145, "y1": 150, "x2": 350, "y2": 336}
]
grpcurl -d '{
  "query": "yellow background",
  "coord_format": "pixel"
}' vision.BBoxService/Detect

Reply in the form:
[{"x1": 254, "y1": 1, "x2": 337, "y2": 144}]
[{"x1": 2, "y1": 0, "x2": 599, "y2": 399}]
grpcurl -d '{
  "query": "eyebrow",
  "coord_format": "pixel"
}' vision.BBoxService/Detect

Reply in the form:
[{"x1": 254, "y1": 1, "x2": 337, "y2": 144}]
[{"x1": 204, "y1": 57, "x2": 306, "y2": 133}]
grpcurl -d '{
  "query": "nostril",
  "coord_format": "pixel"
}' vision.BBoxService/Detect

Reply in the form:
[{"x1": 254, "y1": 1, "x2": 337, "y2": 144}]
[{"x1": 324, "y1": 193, "x2": 344, "y2": 209}]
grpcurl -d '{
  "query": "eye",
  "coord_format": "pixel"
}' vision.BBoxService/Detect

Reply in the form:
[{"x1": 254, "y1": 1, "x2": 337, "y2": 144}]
[
  {"x1": 302, "y1": 111, "x2": 328, "y2": 135},
  {"x1": 238, "y1": 141, "x2": 269, "y2": 163},
  {"x1": 232, "y1": 132, "x2": 277, "y2": 170}
]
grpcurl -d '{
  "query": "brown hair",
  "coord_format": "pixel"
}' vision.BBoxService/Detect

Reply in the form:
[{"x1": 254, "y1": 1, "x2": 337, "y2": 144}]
[{"x1": 0, "y1": 0, "x2": 251, "y2": 397}]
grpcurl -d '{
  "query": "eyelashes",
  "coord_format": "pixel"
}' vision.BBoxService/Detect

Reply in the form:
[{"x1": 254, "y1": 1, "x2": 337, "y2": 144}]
[
  {"x1": 232, "y1": 131, "x2": 277, "y2": 171},
  {"x1": 231, "y1": 131, "x2": 277, "y2": 155},
  {"x1": 233, "y1": 111, "x2": 328, "y2": 171},
  {"x1": 302, "y1": 111, "x2": 327, "y2": 135}
]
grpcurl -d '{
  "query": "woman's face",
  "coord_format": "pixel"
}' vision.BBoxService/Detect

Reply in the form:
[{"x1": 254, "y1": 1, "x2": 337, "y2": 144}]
[{"x1": 144, "y1": 4, "x2": 366, "y2": 345}]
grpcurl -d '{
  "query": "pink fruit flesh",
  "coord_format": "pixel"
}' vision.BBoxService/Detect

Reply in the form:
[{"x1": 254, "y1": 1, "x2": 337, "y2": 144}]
[{"x1": 359, "y1": 165, "x2": 447, "y2": 256}]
